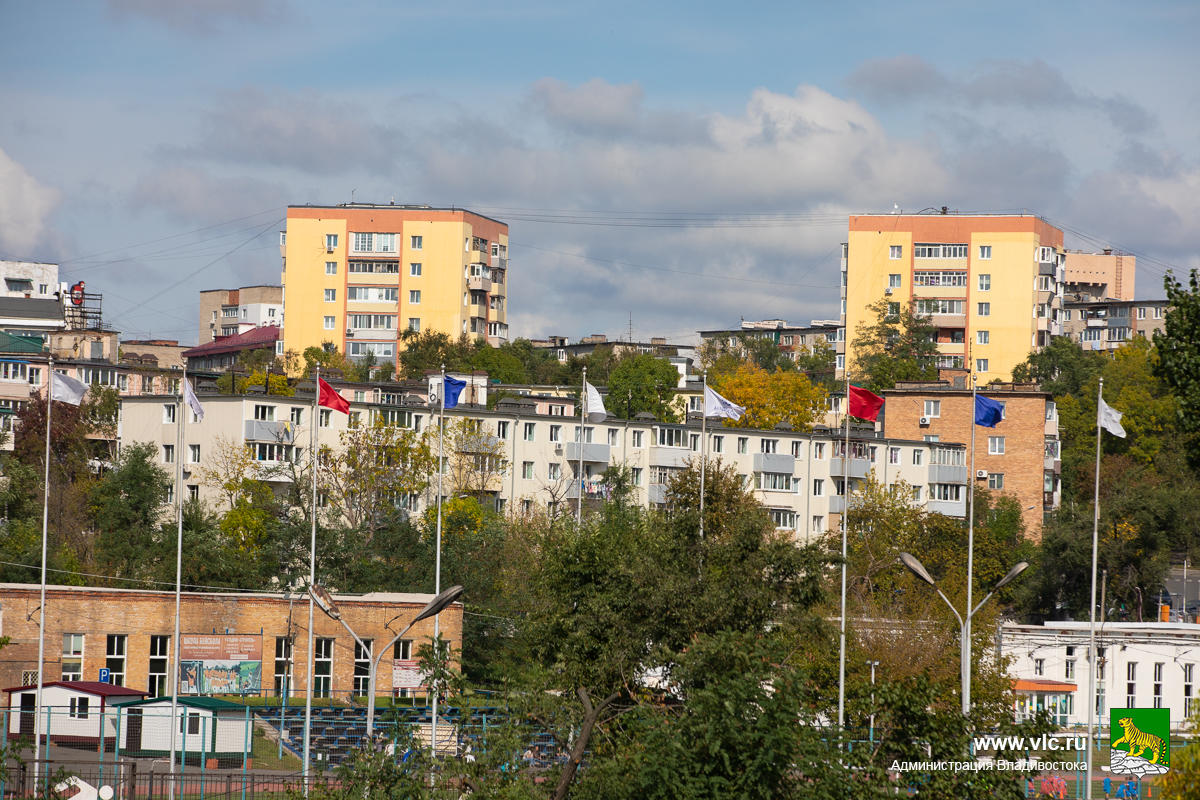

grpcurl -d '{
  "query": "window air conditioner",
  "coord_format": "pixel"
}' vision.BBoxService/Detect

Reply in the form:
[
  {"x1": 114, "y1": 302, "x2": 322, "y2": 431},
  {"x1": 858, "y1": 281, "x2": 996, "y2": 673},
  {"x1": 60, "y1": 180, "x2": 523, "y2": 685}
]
[
  {"x1": 554, "y1": 443, "x2": 563, "y2": 455},
  {"x1": 919, "y1": 416, "x2": 930, "y2": 426},
  {"x1": 976, "y1": 470, "x2": 988, "y2": 479},
  {"x1": 884, "y1": 287, "x2": 893, "y2": 295},
  {"x1": 327, "y1": 246, "x2": 335, "y2": 253}
]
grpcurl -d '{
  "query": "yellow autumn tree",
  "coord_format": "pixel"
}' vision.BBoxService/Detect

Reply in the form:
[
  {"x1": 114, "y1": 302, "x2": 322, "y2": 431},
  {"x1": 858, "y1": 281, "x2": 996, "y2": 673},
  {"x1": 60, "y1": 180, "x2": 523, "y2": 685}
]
[{"x1": 711, "y1": 363, "x2": 828, "y2": 432}]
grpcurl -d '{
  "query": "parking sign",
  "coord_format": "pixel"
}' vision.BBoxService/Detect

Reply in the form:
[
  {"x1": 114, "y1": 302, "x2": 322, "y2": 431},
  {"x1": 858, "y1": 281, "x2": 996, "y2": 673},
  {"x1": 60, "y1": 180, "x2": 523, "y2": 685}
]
[{"x1": 98, "y1": 668, "x2": 110, "y2": 683}]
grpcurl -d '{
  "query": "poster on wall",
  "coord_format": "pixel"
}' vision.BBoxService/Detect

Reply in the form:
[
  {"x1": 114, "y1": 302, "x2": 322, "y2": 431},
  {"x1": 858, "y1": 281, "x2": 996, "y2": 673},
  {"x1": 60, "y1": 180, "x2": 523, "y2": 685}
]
[
  {"x1": 179, "y1": 634, "x2": 262, "y2": 695},
  {"x1": 392, "y1": 659, "x2": 425, "y2": 691}
]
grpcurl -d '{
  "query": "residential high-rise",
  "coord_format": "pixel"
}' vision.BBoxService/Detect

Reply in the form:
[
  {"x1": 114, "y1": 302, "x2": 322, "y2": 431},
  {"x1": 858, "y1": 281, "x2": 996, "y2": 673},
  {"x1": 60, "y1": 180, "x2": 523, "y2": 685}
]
[
  {"x1": 842, "y1": 213, "x2": 1066, "y2": 383},
  {"x1": 280, "y1": 204, "x2": 509, "y2": 368}
]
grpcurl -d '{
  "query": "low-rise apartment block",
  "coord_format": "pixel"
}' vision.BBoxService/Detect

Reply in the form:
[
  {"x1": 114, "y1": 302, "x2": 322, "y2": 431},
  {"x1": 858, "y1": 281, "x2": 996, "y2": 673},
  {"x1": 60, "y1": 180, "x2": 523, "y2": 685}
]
[
  {"x1": 198, "y1": 285, "x2": 283, "y2": 343},
  {"x1": 1063, "y1": 298, "x2": 1168, "y2": 352}
]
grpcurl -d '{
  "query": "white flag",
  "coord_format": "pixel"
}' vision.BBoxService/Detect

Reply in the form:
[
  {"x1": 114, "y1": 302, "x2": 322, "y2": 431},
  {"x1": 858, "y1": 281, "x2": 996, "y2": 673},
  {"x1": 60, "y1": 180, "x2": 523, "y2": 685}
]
[
  {"x1": 1098, "y1": 394, "x2": 1126, "y2": 438},
  {"x1": 704, "y1": 384, "x2": 745, "y2": 420},
  {"x1": 50, "y1": 371, "x2": 87, "y2": 406},
  {"x1": 584, "y1": 381, "x2": 607, "y2": 423},
  {"x1": 184, "y1": 378, "x2": 205, "y2": 421}
]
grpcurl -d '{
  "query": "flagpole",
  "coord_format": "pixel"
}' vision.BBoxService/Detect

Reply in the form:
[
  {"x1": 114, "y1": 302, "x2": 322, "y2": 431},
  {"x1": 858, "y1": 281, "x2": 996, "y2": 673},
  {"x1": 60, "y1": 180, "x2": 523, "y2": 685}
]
[
  {"x1": 1086, "y1": 377, "x2": 1104, "y2": 800},
  {"x1": 699, "y1": 372, "x2": 707, "y2": 541},
  {"x1": 577, "y1": 367, "x2": 586, "y2": 523},
  {"x1": 302, "y1": 365, "x2": 319, "y2": 791},
  {"x1": 964, "y1": 373, "x2": 977, "y2": 716},
  {"x1": 432, "y1": 365, "x2": 445, "y2": 769},
  {"x1": 168, "y1": 371, "x2": 187, "y2": 797},
  {"x1": 33, "y1": 356, "x2": 54, "y2": 791},
  {"x1": 837, "y1": 373, "x2": 849, "y2": 732}
]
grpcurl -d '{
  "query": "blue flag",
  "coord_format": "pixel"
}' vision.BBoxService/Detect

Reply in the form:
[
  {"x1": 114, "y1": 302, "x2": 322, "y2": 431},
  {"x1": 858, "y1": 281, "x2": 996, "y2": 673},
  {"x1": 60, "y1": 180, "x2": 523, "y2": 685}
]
[
  {"x1": 443, "y1": 375, "x2": 467, "y2": 409},
  {"x1": 974, "y1": 394, "x2": 1004, "y2": 428}
]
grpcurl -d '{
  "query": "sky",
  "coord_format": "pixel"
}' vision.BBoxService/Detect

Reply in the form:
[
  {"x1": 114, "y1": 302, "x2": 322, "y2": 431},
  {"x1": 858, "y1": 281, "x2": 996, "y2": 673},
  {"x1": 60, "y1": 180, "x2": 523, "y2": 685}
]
[{"x1": 1, "y1": 0, "x2": 1197, "y2": 346}]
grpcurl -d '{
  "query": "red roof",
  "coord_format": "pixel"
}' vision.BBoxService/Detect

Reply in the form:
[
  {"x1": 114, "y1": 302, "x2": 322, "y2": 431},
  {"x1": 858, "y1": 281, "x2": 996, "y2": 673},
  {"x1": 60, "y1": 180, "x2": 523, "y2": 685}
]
[
  {"x1": 1013, "y1": 678, "x2": 1077, "y2": 693},
  {"x1": 5, "y1": 680, "x2": 147, "y2": 697},
  {"x1": 182, "y1": 325, "x2": 279, "y2": 358}
]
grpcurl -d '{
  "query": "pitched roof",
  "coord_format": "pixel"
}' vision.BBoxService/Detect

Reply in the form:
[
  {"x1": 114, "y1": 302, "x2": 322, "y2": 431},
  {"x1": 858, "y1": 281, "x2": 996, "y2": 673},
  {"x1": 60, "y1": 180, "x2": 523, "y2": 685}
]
[
  {"x1": 4, "y1": 680, "x2": 147, "y2": 697},
  {"x1": 117, "y1": 695, "x2": 245, "y2": 710},
  {"x1": 0, "y1": 297, "x2": 64, "y2": 321},
  {"x1": 182, "y1": 325, "x2": 280, "y2": 358}
]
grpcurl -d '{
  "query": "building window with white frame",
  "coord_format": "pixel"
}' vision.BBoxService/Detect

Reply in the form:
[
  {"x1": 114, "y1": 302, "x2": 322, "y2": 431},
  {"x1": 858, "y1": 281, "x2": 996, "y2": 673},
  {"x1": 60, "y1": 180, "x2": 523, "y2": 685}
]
[
  {"x1": 410, "y1": 263, "x2": 422, "y2": 276},
  {"x1": 889, "y1": 446, "x2": 900, "y2": 464},
  {"x1": 353, "y1": 640, "x2": 372, "y2": 696},
  {"x1": 712, "y1": 435, "x2": 724, "y2": 454},
  {"x1": 314, "y1": 638, "x2": 333, "y2": 697},
  {"x1": 923, "y1": 399, "x2": 941, "y2": 418},
  {"x1": 988, "y1": 436, "x2": 1005, "y2": 455},
  {"x1": 148, "y1": 635, "x2": 169, "y2": 697},
  {"x1": 325, "y1": 234, "x2": 338, "y2": 250},
  {"x1": 737, "y1": 437, "x2": 748, "y2": 454},
  {"x1": 1126, "y1": 662, "x2": 1137, "y2": 707},
  {"x1": 408, "y1": 318, "x2": 420, "y2": 332},
  {"x1": 811, "y1": 515, "x2": 824, "y2": 532},
  {"x1": 1184, "y1": 663, "x2": 1194, "y2": 717},
  {"x1": 163, "y1": 404, "x2": 176, "y2": 423},
  {"x1": 912, "y1": 449, "x2": 923, "y2": 465},
  {"x1": 325, "y1": 261, "x2": 337, "y2": 275},
  {"x1": 548, "y1": 463, "x2": 561, "y2": 480},
  {"x1": 69, "y1": 697, "x2": 90, "y2": 719},
  {"x1": 888, "y1": 273, "x2": 902, "y2": 288},
  {"x1": 550, "y1": 425, "x2": 561, "y2": 442},
  {"x1": 274, "y1": 636, "x2": 292, "y2": 696},
  {"x1": 522, "y1": 461, "x2": 534, "y2": 479},
  {"x1": 324, "y1": 288, "x2": 336, "y2": 302},
  {"x1": 162, "y1": 444, "x2": 175, "y2": 464},
  {"x1": 1034, "y1": 658, "x2": 1044, "y2": 676},
  {"x1": 976, "y1": 359, "x2": 989, "y2": 372},
  {"x1": 632, "y1": 430, "x2": 643, "y2": 448},
  {"x1": 62, "y1": 634, "x2": 84, "y2": 681},
  {"x1": 1153, "y1": 662, "x2": 1163, "y2": 708},
  {"x1": 409, "y1": 290, "x2": 421, "y2": 304},
  {"x1": 978, "y1": 245, "x2": 992, "y2": 260},
  {"x1": 523, "y1": 422, "x2": 535, "y2": 441},
  {"x1": 988, "y1": 473, "x2": 1004, "y2": 490},
  {"x1": 760, "y1": 438, "x2": 778, "y2": 454},
  {"x1": 977, "y1": 330, "x2": 989, "y2": 345},
  {"x1": 410, "y1": 235, "x2": 423, "y2": 250},
  {"x1": 813, "y1": 442, "x2": 825, "y2": 459},
  {"x1": 812, "y1": 478, "x2": 824, "y2": 497},
  {"x1": 889, "y1": 245, "x2": 902, "y2": 259},
  {"x1": 188, "y1": 444, "x2": 201, "y2": 463},
  {"x1": 106, "y1": 634, "x2": 127, "y2": 686},
  {"x1": 977, "y1": 302, "x2": 990, "y2": 316}
]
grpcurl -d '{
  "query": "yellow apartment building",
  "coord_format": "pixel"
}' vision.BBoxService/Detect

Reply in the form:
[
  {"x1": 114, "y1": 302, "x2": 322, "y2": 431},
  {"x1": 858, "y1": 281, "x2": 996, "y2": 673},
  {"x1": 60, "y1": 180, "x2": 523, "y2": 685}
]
[
  {"x1": 281, "y1": 204, "x2": 509, "y2": 369},
  {"x1": 842, "y1": 213, "x2": 1065, "y2": 384}
]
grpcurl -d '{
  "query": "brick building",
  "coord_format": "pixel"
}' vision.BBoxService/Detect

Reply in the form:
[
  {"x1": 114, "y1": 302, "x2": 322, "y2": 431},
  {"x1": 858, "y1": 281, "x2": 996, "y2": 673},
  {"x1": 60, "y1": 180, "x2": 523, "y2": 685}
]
[
  {"x1": 880, "y1": 381, "x2": 1060, "y2": 540},
  {"x1": 0, "y1": 584, "x2": 462, "y2": 702}
]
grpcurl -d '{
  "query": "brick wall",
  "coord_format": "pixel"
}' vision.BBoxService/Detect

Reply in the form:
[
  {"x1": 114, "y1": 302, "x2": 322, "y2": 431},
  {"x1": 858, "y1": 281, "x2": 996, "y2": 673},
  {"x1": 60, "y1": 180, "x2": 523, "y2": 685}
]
[{"x1": 0, "y1": 584, "x2": 462, "y2": 699}]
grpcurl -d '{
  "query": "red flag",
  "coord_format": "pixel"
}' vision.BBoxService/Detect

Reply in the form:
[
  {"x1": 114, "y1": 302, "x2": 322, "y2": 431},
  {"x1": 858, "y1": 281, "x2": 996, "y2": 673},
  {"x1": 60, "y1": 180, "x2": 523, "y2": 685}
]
[
  {"x1": 847, "y1": 385, "x2": 884, "y2": 421},
  {"x1": 318, "y1": 378, "x2": 350, "y2": 414}
]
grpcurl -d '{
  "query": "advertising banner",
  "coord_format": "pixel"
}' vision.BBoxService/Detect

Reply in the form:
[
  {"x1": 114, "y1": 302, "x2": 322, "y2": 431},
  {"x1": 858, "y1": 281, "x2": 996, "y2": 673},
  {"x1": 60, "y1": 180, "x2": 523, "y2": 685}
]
[
  {"x1": 179, "y1": 634, "x2": 263, "y2": 695},
  {"x1": 392, "y1": 659, "x2": 425, "y2": 691}
]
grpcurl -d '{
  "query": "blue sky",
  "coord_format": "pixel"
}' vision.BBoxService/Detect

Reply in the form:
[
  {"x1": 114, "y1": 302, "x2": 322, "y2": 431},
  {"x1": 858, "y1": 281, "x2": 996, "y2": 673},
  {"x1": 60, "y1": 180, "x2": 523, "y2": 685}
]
[{"x1": 1, "y1": 0, "x2": 1197, "y2": 345}]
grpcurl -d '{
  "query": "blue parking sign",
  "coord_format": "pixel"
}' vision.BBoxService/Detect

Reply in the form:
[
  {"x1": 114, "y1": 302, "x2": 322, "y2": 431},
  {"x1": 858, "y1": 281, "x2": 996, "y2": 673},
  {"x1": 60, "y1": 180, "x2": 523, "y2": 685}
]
[{"x1": 98, "y1": 668, "x2": 111, "y2": 683}]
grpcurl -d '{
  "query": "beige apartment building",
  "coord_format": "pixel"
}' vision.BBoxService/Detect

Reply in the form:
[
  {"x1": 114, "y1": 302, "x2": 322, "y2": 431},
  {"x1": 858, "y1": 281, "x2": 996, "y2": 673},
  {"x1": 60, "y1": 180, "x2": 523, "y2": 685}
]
[{"x1": 198, "y1": 285, "x2": 283, "y2": 343}]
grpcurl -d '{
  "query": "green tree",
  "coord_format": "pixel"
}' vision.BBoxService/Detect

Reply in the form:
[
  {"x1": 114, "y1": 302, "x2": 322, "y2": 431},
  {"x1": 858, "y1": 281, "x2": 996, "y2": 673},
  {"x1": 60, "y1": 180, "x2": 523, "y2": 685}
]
[
  {"x1": 604, "y1": 353, "x2": 680, "y2": 421},
  {"x1": 850, "y1": 298, "x2": 938, "y2": 392},
  {"x1": 91, "y1": 442, "x2": 172, "y2": 583},
  {"x1": 1011, "y1": 336, "x2": 1106, "y2": 397},
  {"x1": 1154, "y1": 268, "x2": 1200, "y2": 434}
]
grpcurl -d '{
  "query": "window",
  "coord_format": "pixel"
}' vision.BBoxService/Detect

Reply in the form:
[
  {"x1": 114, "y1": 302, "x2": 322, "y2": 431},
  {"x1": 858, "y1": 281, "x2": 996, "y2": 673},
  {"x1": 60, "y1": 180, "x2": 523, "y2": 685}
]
[
  {"x1": 274, "y1": 636, "x2": 292, "y2": 696},
  {"x1": 756, "y1": 472, "x2": 793, "y2": 491},
  {"x1": 148, "y1": 635, "x2": 169, "y2": 697},
  {"x1": 1034, "y1": 658, "x2": 1044, "y2": 676},
  {"x1": 1185, "y1": 663, "x2": 1194, "y2": 718},
  {"x1": 737, "y1": 437, "x2": 748, "y2": 454},
  {"x1": 978, "y1": 245, "x2": 992, "y2": 260},
  {"x1": 163, "y1": 404, "x2": 176, "y2": 423},
  {"x1": 923, "y1": 400, "x2": 941, "y2": 418},
  {"x1": 632, "y1": 430, "x2": 644, "y2": 448},
  {"x1": 887, "y1": 302, "x2": 901, "y2": 317},
  {"x1": 768, "y1": 509, "x2": 796, "y2": 529},
  {"x1": 353, "y1": 640, "x2": 372, "y2": 695},
  {"x1": 760, "y1": 438, "x2": 778, "y2": 454},
  {"x1": 889, "y1": 245, "x2": 902, "y2": 259},
  {"x1": 325, "y1": 234, "x2": 338, "y2": 250},
  {"x1": 408, "y1": 318, "x2": 420, "y2": 332},
  {"x1": 162, "y1": 444, "x2": 175, "y2": 464},
  {"x1": 976, "y1": 330, "x2": 989, "y2": 345},
  {"x1": 812, "y1": 478, "x2": 824, "y2": 497},
  {"x1": 62, "y1": 634, "x2": 83, "y2": 681},
  {"x1": 813, "y1": 442, "x2": 825, "y2": 459},
  {"x1": 889, "y1": 446, "x2": 901, "y2": 465},
  {"x1": 914, "y1": 243, "x2": 968, "y2": 258},
  {"x1": 106, "y1": 634, "x2": 127, "y2": 686},
  {"x1": 977, "y1": 302, "x2": 990, "y2": 316},
  {"x1": 811, "y1": 515, "x2": 825, "y2": 531},
  {"x1": 314, "y1": 638, "x2": 333, "y2": 697},
  {"x1": 254, "y1": 404, "x2": 275, "y2": 421},
  {"x1": 324, "y1": 288, "x2": 336, "y2": 302},
  {"x1": 913, "y1": 271, "x2": 968, "y2": 287},
  {"x1": 607, "y1": 428, "x2": 618, "y2": 446},
  {"x1": 188, "y1": 485, "x2": 199, "y2": 500},
  {"x1": 1127, "y1": 662, "x2": 1137, "y2": 707},
  {"x1": 69, "y1": 697, "x2": 90, "y2": 719},
  {"x1": 548, "y1": 463, "x2": 562, "y2": 481},
  {"x1": 180, "y1": 712, "x2": 201, "y2": 736},
  {"x1": 550, "y1": 425, "x2": 562, "y2": 442},
  {"x1": 976, "y1": 359, "x2": 989, "y2": 372},
  {"x1": 409, "y1": 290, "x2": 421, "y2": 304},
  {"x1": 410, "y1": 262, "x2": 422, "y2": 276},
  {"x1": 657, "y1": 427, "x2": 685, "y2": 448},
  {"x1": 348, "y1": 313, "x2": 397, "y2": 330},
  {"x1": 1153, "y1": 663, "x2": 1163, "y2": 708},
  {"x1": 325, "y1": 261, "x2": 337, "y2": 275},
  {"x1": 319, "y1": 409, "x2": 331, "y2": 427},
  {"x1": 348, "y1": 286, "x2": 399, "y2": 302},
  {"x1": 915, "y1": 299, "x2": 965, "y2": 315},
  {"x1": 630, "y1": 467, "x2": 643, "y2": 485},
  {"x1": 988, "y1": 436, "x2": 1005, "y2": 455},
  {"x1": 931, "y1": 484, "x2": 962, "y2": 501},
  {"x1": 988, "y1": 473, "x2": 1004, "y2": 490},
  {"x1": 791, "y1": 440, "x2": 803, "y2": 457},
  {"x1": 188, "y1": 444, "x2": 200, "y2": 463},
  {"x1": 410, "y1": 235, "x2": 423, "y2": 249},
  {"x1": 888, "y1": 273, "x2": 902, "y2": 288}
]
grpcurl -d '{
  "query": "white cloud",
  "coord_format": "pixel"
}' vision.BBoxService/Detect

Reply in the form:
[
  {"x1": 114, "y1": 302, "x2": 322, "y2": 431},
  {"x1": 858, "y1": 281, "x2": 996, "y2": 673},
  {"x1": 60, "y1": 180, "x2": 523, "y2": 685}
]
[{"x1": 0, "y1": 147, "x2": 60, "y2": 257}]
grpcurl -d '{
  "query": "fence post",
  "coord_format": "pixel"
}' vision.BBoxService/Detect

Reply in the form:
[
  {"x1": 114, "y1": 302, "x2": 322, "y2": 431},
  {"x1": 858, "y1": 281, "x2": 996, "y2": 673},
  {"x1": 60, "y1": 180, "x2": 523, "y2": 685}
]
[
  {"x1": 99, "y1": 705, "x2": 107, "y2": 787},
  {"x1": 0, "y1": 707, "x2": 8, "y2": 800},
  {"x1": 241, "y1": 705, "x2": 250, "y2": 800},
  {"x1": 128, "y1": 760, "x2": 137, "y2": 800},
  {"x1": 199, "y1": 714, "x2": 207, "y2": 800},
  {"x1": 146, "y1": 766, "x2": 154, "y2": 800}
]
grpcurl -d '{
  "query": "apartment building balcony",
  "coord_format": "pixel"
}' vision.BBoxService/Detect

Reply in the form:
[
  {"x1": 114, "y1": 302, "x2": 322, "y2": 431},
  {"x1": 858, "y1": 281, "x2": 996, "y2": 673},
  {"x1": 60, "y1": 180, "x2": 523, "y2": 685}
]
[
  {"x1": 244, "y1": 419, "x2": 295, "y2": 443},
  {"x1": 912, "y1": 285, "x2": 967, "y2": 299},
  {"x1": 829, "y1": 456, "x2": 869, "y2": 479},
  {"x1": 927, "y1": 313, "x2": 966, "y2": 328},
  {"x1": 1039, "y1": 262, "x2": 1057, "y2": 277},
  {"x1": 829, "y1": 496, "x2": 846, "y2": 513},
  {"x1": 650, "y1": 448, "x2": 691, "y2": 468},
  {"x1": 467, "y1": 273, "x2": 492, "y2": 292},
  {"x1": 928, "y1": 498, "x2": 966, "y2": 517},
  {"x1": 753, "y1": 452, "x2": 794, "y2": 473},
  {"x1": 648, "y1": 484, "x2": 668, "y2": 505},
  {"x1": 929, "y1": 464, "x2": 967, "y2": 484},
  {"x1": 565, "y1": 441, "x2": 611, "y2": 463},
  {"x1": 935, "y1": 341, "x2": 967, "y2": 356},
  {"x1": 1045, "y1": 456, "x2": 1061, "y2": 473}
]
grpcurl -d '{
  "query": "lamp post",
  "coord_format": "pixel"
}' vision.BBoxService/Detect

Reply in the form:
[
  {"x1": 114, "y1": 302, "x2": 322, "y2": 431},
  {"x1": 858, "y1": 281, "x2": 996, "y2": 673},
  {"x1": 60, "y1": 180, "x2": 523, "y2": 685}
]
[
  {"x1": 310, "y1": 584, "x2": 465, "y2": 743},
  {"x1": 866, "y1": 660, "x2": 879, "y2": 745},
  {"x1": 899, "y1": 552, "x2": 1029, "y2": 715}
]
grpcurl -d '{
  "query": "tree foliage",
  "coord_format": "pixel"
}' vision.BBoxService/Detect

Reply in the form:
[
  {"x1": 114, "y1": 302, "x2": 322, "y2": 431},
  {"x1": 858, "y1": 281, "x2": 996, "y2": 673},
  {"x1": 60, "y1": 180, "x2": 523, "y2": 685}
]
[
  {"x1": 850, "y1": 298, "x2": 938, "y2": 392},
  {"x1": 1154, "y1": 268, "x2": 1200, "y2": 435},
  {"x1": 604, "y1": 353, "x2": 679, "y2": 421},
  {"x1": 711, "y1": 362, "x2": 827, "y2": 431}
]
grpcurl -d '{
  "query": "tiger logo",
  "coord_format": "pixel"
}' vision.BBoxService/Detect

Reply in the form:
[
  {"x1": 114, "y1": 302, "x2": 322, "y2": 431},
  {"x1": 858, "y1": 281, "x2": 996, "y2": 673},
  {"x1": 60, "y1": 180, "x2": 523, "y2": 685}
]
[{"x1": 1112, "y1": 717, "x2": 1165, "y2": 764}]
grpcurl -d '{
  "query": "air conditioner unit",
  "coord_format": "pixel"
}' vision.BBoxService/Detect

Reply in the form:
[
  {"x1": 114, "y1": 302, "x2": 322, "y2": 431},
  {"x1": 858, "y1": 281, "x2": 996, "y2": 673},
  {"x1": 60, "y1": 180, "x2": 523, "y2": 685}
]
[
  {"x1": 919, "y1": 416, "x2": 930, "y2": 426},
  {"x1": 554, "y1": 443, "x2": 563, "y2": 455},
  {"x1": 976, "y1": 470, "x2": 988, "y2": 479},
  {"x1": 884, "y1": 287, "x2": 893, "y2": 295},
  {"x1": 327, "y1": 246, "x2": 335, "y2": 254}
]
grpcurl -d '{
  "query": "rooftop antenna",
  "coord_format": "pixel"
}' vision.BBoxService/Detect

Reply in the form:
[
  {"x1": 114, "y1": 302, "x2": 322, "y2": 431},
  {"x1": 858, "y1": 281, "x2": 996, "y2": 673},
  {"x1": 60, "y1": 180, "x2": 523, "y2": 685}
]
[
  {"x1": 892, "y1": 203, "x2": 900, "y2": 214},
  {"x1": 351, "y1": 188, "x2": 356, "y2": 203}
]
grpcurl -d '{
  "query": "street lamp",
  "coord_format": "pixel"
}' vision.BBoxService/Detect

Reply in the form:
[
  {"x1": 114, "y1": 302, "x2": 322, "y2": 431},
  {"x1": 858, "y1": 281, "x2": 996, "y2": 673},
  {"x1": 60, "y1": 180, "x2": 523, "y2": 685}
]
[
  {"x1": 866, "y1": 660, "x2": 880, "y2": 745},
  {"x1": 309, "y1": 584, "x2": 465, "y2": 742},
  {"x1": 898, "y1": 552, "x2": 1028, "y2": 715}
]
